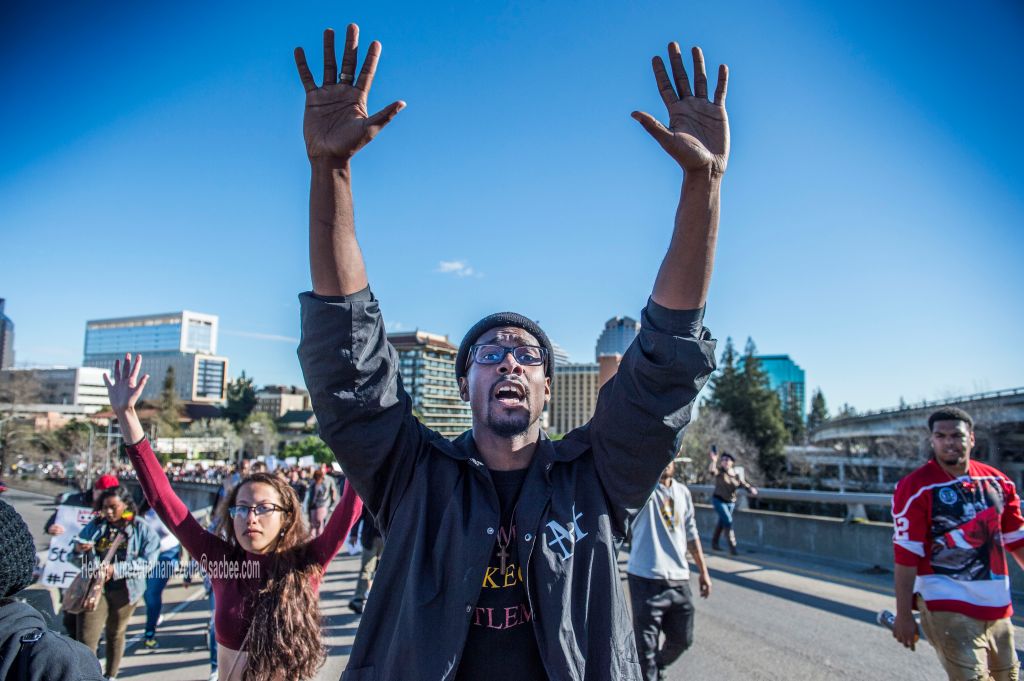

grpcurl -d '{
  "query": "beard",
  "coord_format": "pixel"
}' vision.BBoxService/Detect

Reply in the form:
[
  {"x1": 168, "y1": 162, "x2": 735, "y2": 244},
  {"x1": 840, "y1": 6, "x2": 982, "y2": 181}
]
[{"x1": 485, "y1": 401, "x2": 534, "y2": 438}]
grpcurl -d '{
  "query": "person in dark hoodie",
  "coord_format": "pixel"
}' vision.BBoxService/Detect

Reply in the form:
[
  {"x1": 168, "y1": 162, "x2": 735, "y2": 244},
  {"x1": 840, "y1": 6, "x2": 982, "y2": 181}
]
[{"x1": 0, "y1": 499, "x2": 104, "y2": 681}]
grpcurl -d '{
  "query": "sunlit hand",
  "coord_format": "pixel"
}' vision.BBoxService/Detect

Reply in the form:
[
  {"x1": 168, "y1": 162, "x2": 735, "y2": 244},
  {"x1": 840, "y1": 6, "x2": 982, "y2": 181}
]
[
  {"x1": 699, "y1": 571, "x2": 712, "y2": 599},
  {"x1": 632, "y1": 43, "x2": 729, "y2": 175},
  {"x1": 103, "y1": 353, "x2": 148, "y2": 417},
  {"x1": 48, "y1": 524, "x2": 65, "y2": 536},
  {"x1": 295, "y1": 24, "x2": 405, "y2": 162}
]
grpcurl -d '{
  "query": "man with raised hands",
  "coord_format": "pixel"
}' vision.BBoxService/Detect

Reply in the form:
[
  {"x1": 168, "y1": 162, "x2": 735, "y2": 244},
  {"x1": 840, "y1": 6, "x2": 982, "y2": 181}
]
[{"x1": 295, "y1": 22, "x2": 727, "y2": 680}]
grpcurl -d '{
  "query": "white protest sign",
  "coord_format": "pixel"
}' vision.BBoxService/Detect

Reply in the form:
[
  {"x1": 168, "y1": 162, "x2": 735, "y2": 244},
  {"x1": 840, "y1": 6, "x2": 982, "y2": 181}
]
[
  {"x1": 298, "y1": 455, "x2": 315, "y2": 468},
  {"x1": 41, "y1": 505, "x2": 96, "y2": 589}
]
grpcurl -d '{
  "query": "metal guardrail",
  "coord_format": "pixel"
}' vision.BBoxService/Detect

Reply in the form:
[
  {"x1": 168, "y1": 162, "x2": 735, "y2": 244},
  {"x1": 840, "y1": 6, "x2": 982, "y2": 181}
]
[
  {"x1": 688, "y1": 485, "x2": 892, "y2": 521},
  {"x1": 688, "y1": 485, "x2": 891, "y2": 507}
]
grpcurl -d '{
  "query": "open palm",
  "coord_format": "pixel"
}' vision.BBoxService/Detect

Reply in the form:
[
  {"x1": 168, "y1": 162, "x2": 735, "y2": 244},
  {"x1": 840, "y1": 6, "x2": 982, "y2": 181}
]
[
  {"x1": 295, "y1": 25, "x2": 404, "y2": 161},
  {"x1": 103, "y1": 353, "x2": 148, "y2": 414},
  {"x1": 633, "y1": 43, "x2": 729, "y2": 175}
]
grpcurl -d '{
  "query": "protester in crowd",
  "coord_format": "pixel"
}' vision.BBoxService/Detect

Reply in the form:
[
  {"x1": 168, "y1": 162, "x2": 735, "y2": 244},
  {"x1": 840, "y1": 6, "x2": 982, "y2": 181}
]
[
  {"x1": 288, "y1": 468, "x2": 309, "y2": 513},
  {"x1": 347, "y1": 505, "x2": 383, "y2": 615},
  {"x1": 891, "y1": 407, "x2": 1024, "y2": 680},
  {"x1": 305, "y1": 469, "x2": 336, "y2": 538},
  {"x1": 628, "y1": 460, "x2": 712, "y2": 680},
  {"x1": 44, "y1": 474, "x2": 120, "y2": 636},
  {"x1": 708, "y1": 448, "x2": 758, "y2": 554},
  {"x1": 139, "y1": 500, "x2": 182, "y2": 649},
  {"x1": 45, "y1": 474, "x2": 119, "y2": 537},
  {"x1": 104, "y1": 354, "x2": 362, "y2": 681},
  {"x1": 0, "y1": 500, "x2": 105, "y2": 681},
  {"x1": 295, "y1": 23, "x2": 723, "y2": 678},
  {"x1": 72, "y1": 486, "x2": 160, "y2": 680}
]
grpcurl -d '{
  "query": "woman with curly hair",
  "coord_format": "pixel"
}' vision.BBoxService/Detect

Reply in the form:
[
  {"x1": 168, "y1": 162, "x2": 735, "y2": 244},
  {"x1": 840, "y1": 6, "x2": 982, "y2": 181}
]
[{"x1": 104, "y1": 354, "x2": 362, "y2": 681}]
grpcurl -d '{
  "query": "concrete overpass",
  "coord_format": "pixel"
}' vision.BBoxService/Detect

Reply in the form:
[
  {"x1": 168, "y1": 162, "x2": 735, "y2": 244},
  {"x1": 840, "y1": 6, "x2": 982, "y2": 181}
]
[{"x1": 809, "y1": 387, "x2": 1024, "y2": 483}]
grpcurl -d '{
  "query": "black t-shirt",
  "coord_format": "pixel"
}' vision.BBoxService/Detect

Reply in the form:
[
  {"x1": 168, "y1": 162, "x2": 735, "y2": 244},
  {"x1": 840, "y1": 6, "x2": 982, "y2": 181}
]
[{"x1": 455, "y1": 468, "x2": 547, "y2": 681}]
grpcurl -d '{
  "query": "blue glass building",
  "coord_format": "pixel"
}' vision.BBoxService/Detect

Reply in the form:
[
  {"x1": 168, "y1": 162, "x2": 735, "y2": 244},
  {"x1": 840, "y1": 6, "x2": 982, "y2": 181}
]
[
  {"x1": 756, "y1": 354, "x2": 806, "y2": 419},
  {"x1": 83, "y1": 311, "x2": 228, "y2": 403}
]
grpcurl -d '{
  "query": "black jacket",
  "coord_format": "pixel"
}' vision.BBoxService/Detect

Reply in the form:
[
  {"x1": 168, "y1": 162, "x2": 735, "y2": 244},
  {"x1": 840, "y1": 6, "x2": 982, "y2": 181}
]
[
  {"x1": 298, "y1": 290, "x2": 715, "y2": 681},
  {"x1": 0, "y1": 599, "x2": 104, "y2": 681}
]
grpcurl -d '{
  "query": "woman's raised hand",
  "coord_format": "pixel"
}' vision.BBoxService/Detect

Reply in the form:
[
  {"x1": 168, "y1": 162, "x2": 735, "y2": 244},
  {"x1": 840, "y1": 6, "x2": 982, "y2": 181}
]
[{"x1": 103, "y1": 353, "x2": 149, "y2": 417}]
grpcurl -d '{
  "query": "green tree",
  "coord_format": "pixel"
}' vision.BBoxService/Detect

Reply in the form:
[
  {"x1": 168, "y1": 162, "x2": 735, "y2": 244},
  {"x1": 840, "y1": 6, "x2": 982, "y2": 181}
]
[
  {"x1": 706, "y1": 337, "x2": 788, "y2": 482},
  {"x1": 781, "y1": 386, "x2": 806, "y2": 445},
  {"x1": 224, "y1": 372, "x2": 257, "y2": 426},
  {"x1": 807, "y1": 388, "x2": 829, "y2": 431},
  {"x1": 155, "y1": 367, "x2": 184, "y2": 437},
  {"x1": 0, "y1": 370, "x2": 41, "y2": 476},
  {"x1": 187, "y1": 418, "x2": 243, "y2": 460},
  {"x1": 281, "y1": 435, "x2": 334, "y2": 465},
  {"x1": 240, "y1": 412, "x2": 278, "y2": 458},
  {"x1": 837, "y1": 403, "x2": 858, "y2": 418},
  {"x1": 677, "y1": 406, "x2": 757, "y2": 482}
]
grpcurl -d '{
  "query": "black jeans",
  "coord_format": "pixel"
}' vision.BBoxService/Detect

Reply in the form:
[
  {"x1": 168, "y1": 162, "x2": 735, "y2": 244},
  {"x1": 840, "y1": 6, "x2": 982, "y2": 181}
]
[{"x1": 628, "y1": 574, "x2": 695, "y2": 681}]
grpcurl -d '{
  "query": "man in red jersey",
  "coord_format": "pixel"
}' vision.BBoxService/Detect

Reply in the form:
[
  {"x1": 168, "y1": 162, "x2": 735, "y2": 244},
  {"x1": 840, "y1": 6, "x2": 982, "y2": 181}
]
[{"x1": 891, "y1": 406, "x2": 1024, "y2": 680}]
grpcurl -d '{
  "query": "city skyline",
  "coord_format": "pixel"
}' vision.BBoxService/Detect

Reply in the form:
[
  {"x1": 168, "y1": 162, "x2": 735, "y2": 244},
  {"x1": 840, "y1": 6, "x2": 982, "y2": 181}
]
[{"x1": 2, "y1": 1, "x2": 1022, "y2": 413}]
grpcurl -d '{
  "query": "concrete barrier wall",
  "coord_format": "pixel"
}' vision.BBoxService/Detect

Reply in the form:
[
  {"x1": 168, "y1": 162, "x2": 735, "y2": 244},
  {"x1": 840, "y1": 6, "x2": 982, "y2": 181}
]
[{"x1": 695, "y1": 504, "x2": 1024, "y2": 595}]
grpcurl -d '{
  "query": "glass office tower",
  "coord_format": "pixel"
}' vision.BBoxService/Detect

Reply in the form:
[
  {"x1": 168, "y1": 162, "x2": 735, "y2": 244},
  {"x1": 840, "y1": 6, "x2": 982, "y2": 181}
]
[{"x1": 83, "y1": 311, "x2": 228, "y2": 403}]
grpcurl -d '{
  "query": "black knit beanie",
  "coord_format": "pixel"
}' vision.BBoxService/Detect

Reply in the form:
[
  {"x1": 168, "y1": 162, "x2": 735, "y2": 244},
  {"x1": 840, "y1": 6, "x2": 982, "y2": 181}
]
[
  {"x1": 455, "y1": 312, "x2": 554, "y2": 381},
  {"x1": 0, "y1": 500, "x2": 37, "y2": 598}
]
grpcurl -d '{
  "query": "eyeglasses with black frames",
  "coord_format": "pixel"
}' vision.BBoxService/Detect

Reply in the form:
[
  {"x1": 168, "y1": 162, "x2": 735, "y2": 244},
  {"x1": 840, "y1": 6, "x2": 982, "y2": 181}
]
[{"x1": 467, "y1": 344, "x2": 547, "y2": 369}]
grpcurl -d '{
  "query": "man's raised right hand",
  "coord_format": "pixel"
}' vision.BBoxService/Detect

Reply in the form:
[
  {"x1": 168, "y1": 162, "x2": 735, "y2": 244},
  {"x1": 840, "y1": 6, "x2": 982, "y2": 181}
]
[{"x1": 295, "y1": 24, "x2": 405, "y2": 162}]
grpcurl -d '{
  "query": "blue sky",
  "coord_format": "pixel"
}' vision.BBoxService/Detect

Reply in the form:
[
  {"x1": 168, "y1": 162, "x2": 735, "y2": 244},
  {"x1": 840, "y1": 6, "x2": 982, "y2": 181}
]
[{"x1": 2, "y1": 0, "x2": 1022, "y2": 413}]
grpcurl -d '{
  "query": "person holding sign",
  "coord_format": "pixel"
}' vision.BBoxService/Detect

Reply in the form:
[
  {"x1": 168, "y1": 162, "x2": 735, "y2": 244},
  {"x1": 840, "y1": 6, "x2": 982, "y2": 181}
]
[{"x1": 104, "y1": 353, "x2": 363, "y2": 681}]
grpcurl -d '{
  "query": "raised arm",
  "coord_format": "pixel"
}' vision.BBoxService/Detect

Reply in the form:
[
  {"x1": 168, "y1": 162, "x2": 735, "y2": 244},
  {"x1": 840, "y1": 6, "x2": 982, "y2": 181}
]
[
  {"x1": 632, "y1": 43, "x2": 729, "y2": 310},
  {"x1": 296, "y1": 23, "x2": 428, "y2": 528},
  {"x1": 104, "y1": 354, "x2": 226, "y2": 561},
  {"x1": 309, "y1": 479, "x2": 363, "y2": 567},
  {"x1": 294, "y1": 23, "x2": 404, "y2": 296}
]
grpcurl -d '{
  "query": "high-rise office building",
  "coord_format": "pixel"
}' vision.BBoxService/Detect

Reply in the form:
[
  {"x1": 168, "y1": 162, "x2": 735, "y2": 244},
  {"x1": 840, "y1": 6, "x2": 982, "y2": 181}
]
[
  {"x1": 756, "y1": 354, "x2": 806, "y2": 419},
  {"x1": 595, "y1": 316, "x2": 640, "y2": 359},
  {"x1": 549, "y1": 363, "x2": 600, "y2": 435},
  {"x1": 0, "y1": 299, "x2": 14, "y2": 369},
  {"x1": 83, "y1": 311, "x2": 228, "y2": 403},
  {"x1": 390, "y1": 330, "x2": 473, "y2": 438}
]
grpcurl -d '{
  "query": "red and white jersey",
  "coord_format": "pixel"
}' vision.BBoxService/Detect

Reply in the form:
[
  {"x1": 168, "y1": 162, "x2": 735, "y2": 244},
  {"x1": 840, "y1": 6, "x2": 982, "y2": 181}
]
[{"x1": 892, "y1": 458, "x2": 1024, "y2": 620}]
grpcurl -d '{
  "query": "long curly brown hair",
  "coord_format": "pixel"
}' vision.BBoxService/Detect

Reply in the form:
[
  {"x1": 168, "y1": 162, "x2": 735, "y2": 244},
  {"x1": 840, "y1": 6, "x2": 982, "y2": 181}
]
[{"x1": 216, "y1": 471, "x2": 326, "y2": 681}]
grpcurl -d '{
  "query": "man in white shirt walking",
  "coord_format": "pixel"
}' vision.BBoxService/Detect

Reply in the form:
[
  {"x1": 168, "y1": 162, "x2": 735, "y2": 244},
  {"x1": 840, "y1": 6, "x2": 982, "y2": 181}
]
[{"x1": 628, "y1": 459, "x2": 712, "y2": 681}]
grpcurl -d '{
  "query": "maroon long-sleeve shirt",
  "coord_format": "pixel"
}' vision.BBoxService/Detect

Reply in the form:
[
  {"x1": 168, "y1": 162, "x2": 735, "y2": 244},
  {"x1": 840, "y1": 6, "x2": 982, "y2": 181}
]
[{"x1": 127, "y1": 438, "x2": 362, "y2": 649}]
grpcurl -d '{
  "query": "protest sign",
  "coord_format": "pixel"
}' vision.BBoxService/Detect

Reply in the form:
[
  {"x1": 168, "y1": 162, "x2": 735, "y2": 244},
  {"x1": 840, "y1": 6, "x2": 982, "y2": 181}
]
[{"x1": 41, "y1": 505, "x2": 96, "y2": 589}]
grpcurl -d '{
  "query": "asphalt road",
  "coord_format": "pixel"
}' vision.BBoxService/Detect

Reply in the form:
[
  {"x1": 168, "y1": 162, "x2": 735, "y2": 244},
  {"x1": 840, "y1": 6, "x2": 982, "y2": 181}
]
[{"x1": 5, "y1": 486, "x2": 1009, "y2": 680}]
